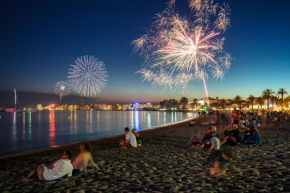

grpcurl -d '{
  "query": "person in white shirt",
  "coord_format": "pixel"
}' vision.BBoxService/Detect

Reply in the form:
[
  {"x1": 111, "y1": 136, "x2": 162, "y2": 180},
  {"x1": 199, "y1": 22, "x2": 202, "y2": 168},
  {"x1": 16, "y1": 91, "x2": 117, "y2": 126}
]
[
  {"x1": 22, "y1": 150, "x2": 73, "y2": 181},
  {"x1": 119, "y1": 127, "x2": 137, "y2": 148}
]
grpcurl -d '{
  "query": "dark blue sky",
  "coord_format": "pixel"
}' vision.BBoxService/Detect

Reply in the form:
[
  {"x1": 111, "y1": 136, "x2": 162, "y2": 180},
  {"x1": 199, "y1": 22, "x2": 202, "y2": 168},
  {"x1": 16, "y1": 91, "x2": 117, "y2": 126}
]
[{"x1": 1, "y1": 0, "x2": 290, "y2": 103}]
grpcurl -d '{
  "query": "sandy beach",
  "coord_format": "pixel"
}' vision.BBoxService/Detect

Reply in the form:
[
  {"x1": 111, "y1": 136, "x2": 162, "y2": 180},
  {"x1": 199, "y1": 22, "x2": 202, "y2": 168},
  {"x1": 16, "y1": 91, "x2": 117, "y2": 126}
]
[{"x1": 1, "y1": 116, "x2": 290, "y2": 193}]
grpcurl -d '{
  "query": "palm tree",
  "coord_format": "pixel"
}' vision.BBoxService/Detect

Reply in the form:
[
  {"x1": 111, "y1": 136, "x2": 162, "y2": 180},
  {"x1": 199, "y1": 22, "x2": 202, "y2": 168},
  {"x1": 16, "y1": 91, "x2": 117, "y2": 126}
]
[
  {"x1": 247, "y1": 95, "x2": 256, "y2": 111},
  {"x1": 278, "y1": 88, "x2": 288, "y2": 107},
  {"x1": 262, "y1": 89, "x2": 275, "y2": 110},
  {"x1": 180, "y1": 97, "x2": 189, "y2": 110},
  {"x1": 234, "y1": 95, "x2": 242, "y2": 109},
  {"x1": 256, "y1": 97, "x2": 264, "y2": 109},
  {"x1": 270, "y1": 95, "x2": 278, "y2": 106}
]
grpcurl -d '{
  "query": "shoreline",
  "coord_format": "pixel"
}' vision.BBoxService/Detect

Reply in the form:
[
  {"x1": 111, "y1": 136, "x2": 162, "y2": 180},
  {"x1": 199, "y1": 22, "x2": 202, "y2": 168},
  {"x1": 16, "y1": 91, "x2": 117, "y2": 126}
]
[
  {"x1": 1, "y1": 117, "x2": 290, "y2": 192},
  {"x1": 0, "y1": 116, "x2": 198, "y2": 160}
]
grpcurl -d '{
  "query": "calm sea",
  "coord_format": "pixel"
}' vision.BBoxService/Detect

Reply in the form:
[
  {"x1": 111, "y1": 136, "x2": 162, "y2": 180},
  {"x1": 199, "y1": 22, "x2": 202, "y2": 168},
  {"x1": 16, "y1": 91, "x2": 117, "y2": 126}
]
[{"x1": 0, "y1": 110, "x2": 196, "y2": 155}]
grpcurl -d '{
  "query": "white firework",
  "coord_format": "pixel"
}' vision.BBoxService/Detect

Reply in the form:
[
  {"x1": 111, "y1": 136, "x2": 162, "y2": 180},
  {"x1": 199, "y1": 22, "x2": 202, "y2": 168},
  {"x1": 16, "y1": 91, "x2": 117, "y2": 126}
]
[
  {"x1": 68, "y1": 55, "x2": 108, "y2": 97},
  {"x1": 54, "y1": 81, "x2": 71, "y2": 104},
  {"x1": 133, "y1": 0, "x2": 231, "y2": 101}
]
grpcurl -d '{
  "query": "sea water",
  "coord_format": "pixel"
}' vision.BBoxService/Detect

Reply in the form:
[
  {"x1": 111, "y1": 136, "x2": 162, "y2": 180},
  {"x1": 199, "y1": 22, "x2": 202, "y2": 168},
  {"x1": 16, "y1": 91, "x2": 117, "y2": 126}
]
[{"x1": 0, "y1": 110, "x2": 196, "y2": 155}]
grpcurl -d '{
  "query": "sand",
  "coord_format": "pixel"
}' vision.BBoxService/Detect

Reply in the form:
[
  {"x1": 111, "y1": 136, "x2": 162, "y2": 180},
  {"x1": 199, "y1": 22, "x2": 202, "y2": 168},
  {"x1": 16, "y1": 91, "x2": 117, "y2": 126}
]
[{"x1": 0, "y1": 116, "x2": 290, "y2": 193}]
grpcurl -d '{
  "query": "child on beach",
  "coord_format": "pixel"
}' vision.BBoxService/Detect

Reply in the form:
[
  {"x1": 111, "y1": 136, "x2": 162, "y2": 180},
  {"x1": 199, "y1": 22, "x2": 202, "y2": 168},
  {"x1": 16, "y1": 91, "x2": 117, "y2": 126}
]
[
  {"x1": 132, "y1": 129, "x2": 142, "y2": 147},
  {"x1": 120, "y1": 127, "x2": 137, "y2": 148},
  {"x1": 22, "y1": 150, "x2": 73, "y2": 181},
  {"x1": 72, "y1": 143, "x2": 100, "y2": 174}
]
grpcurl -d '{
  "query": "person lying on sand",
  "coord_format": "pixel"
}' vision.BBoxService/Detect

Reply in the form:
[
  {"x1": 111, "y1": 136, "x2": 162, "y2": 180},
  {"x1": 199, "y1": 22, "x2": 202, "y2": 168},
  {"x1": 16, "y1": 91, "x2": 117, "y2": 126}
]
[
  {"x1": 210, "y1": 148, "x2": 233, "y2": 176},
  {"x1": 72, "y1": 143, "x2": 100, "y2": 174},
  {"x1": 22, "y1": 150, "x2": 73, "y2": 182},
  {"x1": 120, "y1": 127, "x2": 137, "y2": 148}
]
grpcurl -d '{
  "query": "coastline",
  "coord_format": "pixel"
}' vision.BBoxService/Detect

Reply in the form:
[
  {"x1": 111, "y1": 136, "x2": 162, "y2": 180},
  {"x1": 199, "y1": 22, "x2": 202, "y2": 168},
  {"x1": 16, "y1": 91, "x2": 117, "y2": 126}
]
[
  {"x1": 1, "y1": 117, "x2": 290, "y2": 192},
  {"x1": 0, "y1": 116, "x2": 198, "y2": 160}
]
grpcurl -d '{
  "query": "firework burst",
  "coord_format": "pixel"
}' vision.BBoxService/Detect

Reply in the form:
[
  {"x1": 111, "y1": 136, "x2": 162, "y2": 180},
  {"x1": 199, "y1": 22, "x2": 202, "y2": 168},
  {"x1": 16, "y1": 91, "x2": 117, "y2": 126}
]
[
  {"x1": 133, "y1": 0, "x2": 231, "y2": 101},
  {"x1": 54, "y1": 81, "x2": 71, "y2": 104},
  {"x1": 68, "y1": 55, "x2": 108, "y2": 97}
]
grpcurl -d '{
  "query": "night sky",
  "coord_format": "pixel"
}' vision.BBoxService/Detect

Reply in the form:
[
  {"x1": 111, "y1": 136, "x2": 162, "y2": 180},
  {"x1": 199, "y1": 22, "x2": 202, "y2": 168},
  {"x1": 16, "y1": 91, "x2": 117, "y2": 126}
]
[{"x1": 1, "y1": 0, "x2": 290, "y2": 104}]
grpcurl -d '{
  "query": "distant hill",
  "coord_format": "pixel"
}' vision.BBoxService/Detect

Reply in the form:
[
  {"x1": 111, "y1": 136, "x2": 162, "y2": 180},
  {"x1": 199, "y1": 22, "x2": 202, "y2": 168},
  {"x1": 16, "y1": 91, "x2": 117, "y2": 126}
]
[{"x1": 0, "y1": 91, "x2": 101, "y2": 108}]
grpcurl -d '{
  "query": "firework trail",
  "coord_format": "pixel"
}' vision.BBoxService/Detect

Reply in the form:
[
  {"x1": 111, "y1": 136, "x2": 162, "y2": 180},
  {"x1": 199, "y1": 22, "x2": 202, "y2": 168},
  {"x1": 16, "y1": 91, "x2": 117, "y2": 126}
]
[
  {"x1": 68, "y1": 55, "x2": 108, "y2": 97},
  {"x1": 54, "y1": 81, "x2": 71, "y2": 105},
  {"x1": 133, "y1": 0, "x2": 231, "y2": 103}
]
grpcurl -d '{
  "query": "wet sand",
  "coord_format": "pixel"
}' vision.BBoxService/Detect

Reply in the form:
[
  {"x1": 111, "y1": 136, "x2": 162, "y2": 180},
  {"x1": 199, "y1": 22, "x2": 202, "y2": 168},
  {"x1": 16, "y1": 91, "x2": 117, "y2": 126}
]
[{"x1": 0, "y1": 116, "x2": 290, "y2": 193}]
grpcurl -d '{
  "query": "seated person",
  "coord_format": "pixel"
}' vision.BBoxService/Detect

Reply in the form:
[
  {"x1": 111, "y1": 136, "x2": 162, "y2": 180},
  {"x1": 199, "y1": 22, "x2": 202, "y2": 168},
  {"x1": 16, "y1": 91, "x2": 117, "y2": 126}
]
[
  {"x1": 132, "y1": 129, "x2": 142, "y2": 147},
  {"x1": 221, "y1": 130, "x2": 238, "y2": 146},
  {"x1": 201, "y1": 135, "x2": 220, "y2": 151},
  {"x1": 72, "y1": 143, "x2": 100, "y2": 174},
  {"x1": 22, "y1": 150, "x2": 73, "y2": 181},
  {"x1": 187, "y1": 134, "x2": 201, "y2": 149},
  {"x1": 210, "y1": 148, "x2": 233, "y2": 176},
  {"x1": 120, "y1": 127, "x2": 137, "y2": 148},
  {"x1": 271, "y1": 116, "x2": 279, "y2": 127},
  {"x1": 249, "y1": 117, "x2": 256, "y2": 126},
  {"x1": 210, "y1": 126, "x2": 220, "y2": 139},
  {"x1": 225, "y1": 124, "x2": 241, "y2": 142},
  {"x1": 242, "y1": 126, "x2": 261, "y2": 145},
  {"x1": 188, "y1": 121, "x2": 196, "y2": 126},
  {"x1": 239, "y1": 126, "x2": 251, "y2": 142}
]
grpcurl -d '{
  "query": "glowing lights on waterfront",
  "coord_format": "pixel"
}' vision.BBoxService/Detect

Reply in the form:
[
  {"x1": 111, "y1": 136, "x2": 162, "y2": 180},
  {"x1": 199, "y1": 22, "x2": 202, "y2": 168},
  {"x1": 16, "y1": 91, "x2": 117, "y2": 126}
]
[
  {"x1": 133, "y1": 0, "x2": 231, "y2": 101},
  {"x1": 68, "y1": 55, "x2": 108, "y2": 97}
]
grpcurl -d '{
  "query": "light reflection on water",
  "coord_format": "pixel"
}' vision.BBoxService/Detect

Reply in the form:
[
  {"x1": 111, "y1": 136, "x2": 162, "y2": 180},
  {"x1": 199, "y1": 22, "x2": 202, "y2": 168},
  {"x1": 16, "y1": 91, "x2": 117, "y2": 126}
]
[{"x1": 0, "y1": 110, "x2": 196, "y2": 155}]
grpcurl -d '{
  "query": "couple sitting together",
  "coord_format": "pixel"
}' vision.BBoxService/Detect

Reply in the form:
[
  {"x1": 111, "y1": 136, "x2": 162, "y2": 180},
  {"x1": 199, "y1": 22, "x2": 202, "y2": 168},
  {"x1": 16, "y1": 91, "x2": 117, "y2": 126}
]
[
  {"x1": 22, "y1": 143, "x2": 100, "y2": 182},
  {"x1": 187, "y1": 126, "x2": 220, "y2": 151},
  {"x1": 119, "y1": 127, "x2": 142, "y2": 148}
]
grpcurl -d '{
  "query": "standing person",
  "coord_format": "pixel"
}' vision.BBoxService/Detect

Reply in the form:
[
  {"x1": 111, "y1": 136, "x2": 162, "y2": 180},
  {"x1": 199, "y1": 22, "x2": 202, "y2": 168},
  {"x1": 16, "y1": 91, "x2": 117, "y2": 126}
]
[
  {"x1": 72, "y1": 143, "x2": 100, "y2": 174},
  {"x1": 232, "y1": 109, "x2": 240, "y2": 125},
  {"x1": 22, "y1": 150, "x2": 73, "y2": 181},
  {"x1": 120, "y1": 127, "x2": 137, "y2": 148}
]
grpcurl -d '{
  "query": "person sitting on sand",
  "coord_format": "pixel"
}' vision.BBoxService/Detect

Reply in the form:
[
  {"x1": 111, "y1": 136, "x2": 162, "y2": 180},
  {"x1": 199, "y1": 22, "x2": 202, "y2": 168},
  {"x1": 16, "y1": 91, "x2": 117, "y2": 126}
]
[
  {"x1": 201, "y1": 126, "x2": 220, "y2": 142},
  {"x1": 239, "y1": 126, "x2": 251, "y2": 142},
  {"x1": 22, "y1": 150, "x2": 73, "y2": 181},
  {"x1": 187, "y1": 133, "x2": 201, "y2": 149},
  {"x1": 132, "y1": 129, "x2": 142, "y2": 147},
  {"x1": 242, "y1": 126, "x2": 261, "y2": 145},
  {"x1": 201, "y1": 135, "x2": 220, "y2": 151},
  {"x1": 72, "y1": 143, "x2": 100, "y2": 174},
  {"x1": 271, "y1": 115, "x2": 279, "y2": 127},
  {"x1": 120, "y1": 127, "x2": 137, "y2": 148},
  {"x1": 210, "y1": 148, "x2": 233, "y2": 176},
  {"x1": 220, "y1": 130, "x2": 238, "y2": 146},
  {"x1": 187, "y1": 121, "x2": 196, "y2": 126}
]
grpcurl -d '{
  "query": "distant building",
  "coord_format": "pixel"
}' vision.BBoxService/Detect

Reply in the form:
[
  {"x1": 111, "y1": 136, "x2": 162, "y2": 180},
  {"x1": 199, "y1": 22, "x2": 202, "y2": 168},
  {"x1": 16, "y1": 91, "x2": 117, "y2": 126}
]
[{"x1": 36, "y1": 104, "x2": 44, "y2": 111}]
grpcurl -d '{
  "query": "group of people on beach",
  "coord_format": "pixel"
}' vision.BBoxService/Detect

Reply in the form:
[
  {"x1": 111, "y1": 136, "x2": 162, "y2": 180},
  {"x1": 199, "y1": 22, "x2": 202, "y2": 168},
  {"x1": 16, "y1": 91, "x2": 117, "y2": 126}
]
[
  {"x1": 22, "y1": 143, "x2": 100, "y2": 182},
  {"x1": 21, "y1": 109, "x2": 287, "y2": 181},
  {"x1": 187, "y1": 109, "x2": 265, "y2": 176},
  {"x1": 22, "y1": 127, "x2": 142, "y2": 182}
]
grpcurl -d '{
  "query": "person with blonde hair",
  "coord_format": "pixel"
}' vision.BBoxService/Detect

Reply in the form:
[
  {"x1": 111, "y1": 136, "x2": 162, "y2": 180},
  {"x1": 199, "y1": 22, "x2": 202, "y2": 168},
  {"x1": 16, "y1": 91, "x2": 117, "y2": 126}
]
[
  {"x1": 132, "y1": 129, "x2": 142, "y2": 147},
  {"x1": 72, "y1": 143, "x2": 100, "y2": 174}
]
